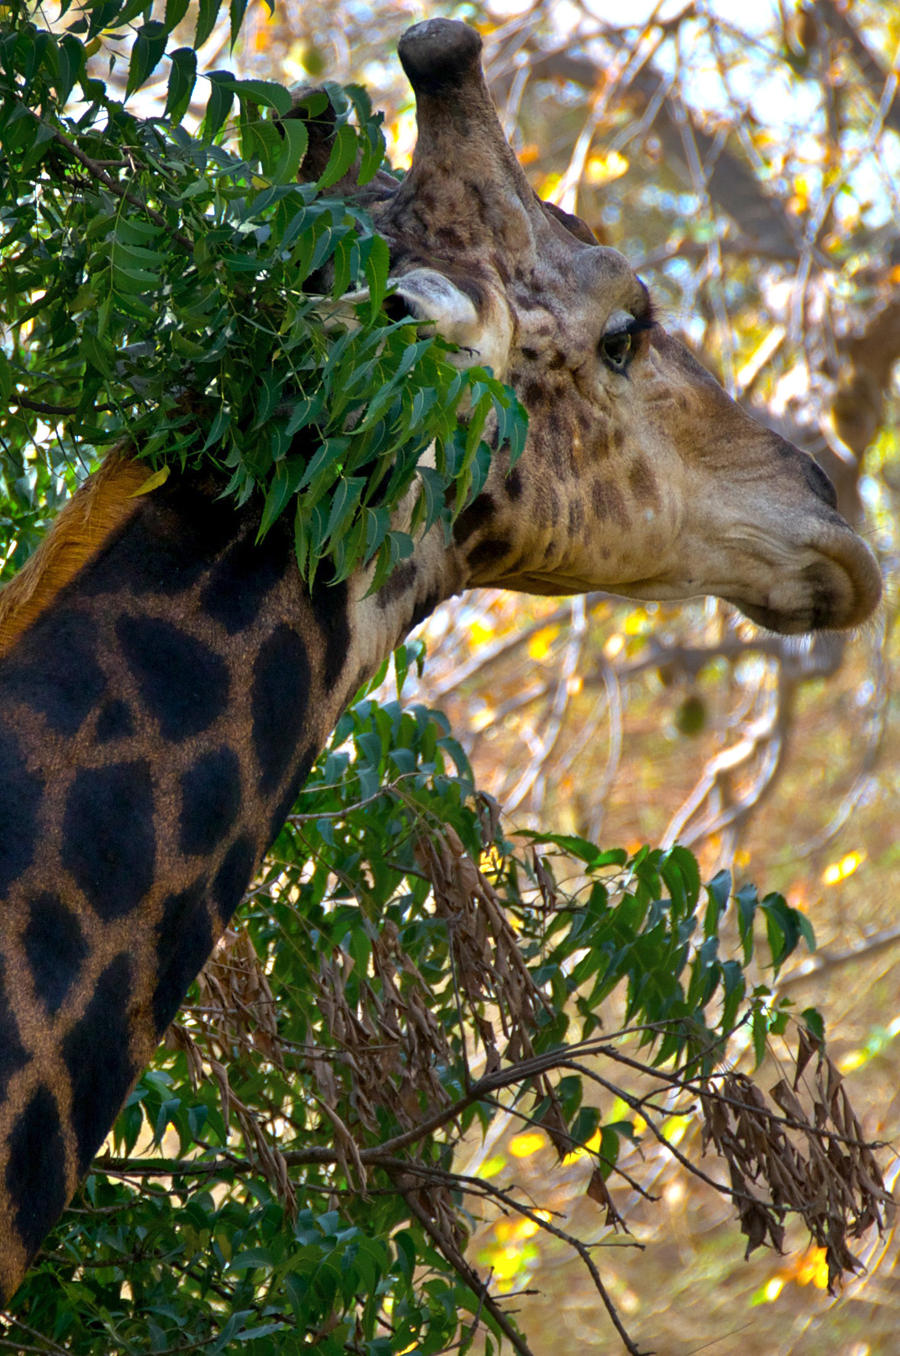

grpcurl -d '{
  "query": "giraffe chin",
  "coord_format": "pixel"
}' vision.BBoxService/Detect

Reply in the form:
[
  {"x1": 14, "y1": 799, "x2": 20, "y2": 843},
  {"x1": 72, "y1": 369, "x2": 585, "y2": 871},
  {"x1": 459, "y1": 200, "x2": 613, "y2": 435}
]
[
  {"x1": 729, "y1": 598, "x2": 868, "y2": 637},
  {"x1": 725, "y1": 558, "x2": 882, "y2": 635}
]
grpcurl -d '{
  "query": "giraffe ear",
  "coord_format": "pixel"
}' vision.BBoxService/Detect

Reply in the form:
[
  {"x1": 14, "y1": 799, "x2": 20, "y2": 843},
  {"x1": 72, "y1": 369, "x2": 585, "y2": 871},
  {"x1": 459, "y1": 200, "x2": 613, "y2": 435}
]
[
  {"x1": 320, "y1": 268, "x2": 509, "y2": 377},
  {"x1": 313, "y1": 271, "x2": 474, "y2": 339},
  {"x1": 386, "y1": 268, "x2": 508, "y2": 375}
]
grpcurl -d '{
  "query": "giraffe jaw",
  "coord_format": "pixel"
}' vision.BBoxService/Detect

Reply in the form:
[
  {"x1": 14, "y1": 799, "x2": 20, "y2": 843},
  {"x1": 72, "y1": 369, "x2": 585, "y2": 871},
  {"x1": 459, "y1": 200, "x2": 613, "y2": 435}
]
[
  {"x1": 724, "y1": 547, "x2": 883, "y2": 635},
  {"x1": 486, "y1": 514, "x2": 882, "y2": 633},
  {"x1": 614, "y1": 540, "x2": 882, "y2": 635}
]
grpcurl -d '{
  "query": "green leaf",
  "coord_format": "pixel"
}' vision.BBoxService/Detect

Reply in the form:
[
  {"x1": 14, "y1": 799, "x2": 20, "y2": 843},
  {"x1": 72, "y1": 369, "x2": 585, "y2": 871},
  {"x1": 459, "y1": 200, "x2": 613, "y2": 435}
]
[
  {"x1": 704, "y1": 868, "x2": 731, "y2": 936},
  {"x1": 126, "y1": 19, "x2": 169, "y2": 97},
  {"x1": 202, "y1": 70, "x2": 236, "y2": 140},
  {"x1": 751, "y1": 1005, "x2": 768, "y2": 1067},
  {"x1": 736, "y1": 881, "x2": 757, "y2": 964},
  {"x1": 52, "y1": 33, "x2": 85, "y2": 105},
  {"x1": 801, "y1": 1007, "x2": 825, "y2": 1043},
  {"x1": 229, "y1": 0, "x2": 250, "y2": 48},
  {"x1": 516, "y1": 830, "x2": 628, "y2": 870},
  {"x1": 316, "y1": 122, "x2": 358, "y2": 190},
  {"x1": 364, "y1": 235, "x2": 391, "y2": 321},
  {"x1": 720, "y1": 960, "x2": 745, "y2": 1034},
  {"x1": 759, "y1": 892, "x2": 808, "y2": 971},
  {"x1": 165, "y1": 46, "x2": 197, "y2": 123},
  {"x1": 164, "y1": 0, "x2": 191, "y2": 30},
  {"x1": 205, "y1": 75, "x2": 293, "y2": 117},
  {"x1": 325, "y1": 473, "x2": 366, "y2": 538},
  {"x1": 194, "y1": 0, "x2": 223, "y2": 49},
  {"x1": 271, "y1": 117, "x2": 308, "y2": 182}
]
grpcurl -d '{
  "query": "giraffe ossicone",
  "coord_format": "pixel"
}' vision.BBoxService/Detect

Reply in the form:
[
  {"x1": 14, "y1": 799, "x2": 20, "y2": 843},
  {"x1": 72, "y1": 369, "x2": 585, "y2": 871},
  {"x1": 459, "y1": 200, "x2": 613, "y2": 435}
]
[{"x1": 0, "y1": 17, "x2": 881, "y2": 1303}]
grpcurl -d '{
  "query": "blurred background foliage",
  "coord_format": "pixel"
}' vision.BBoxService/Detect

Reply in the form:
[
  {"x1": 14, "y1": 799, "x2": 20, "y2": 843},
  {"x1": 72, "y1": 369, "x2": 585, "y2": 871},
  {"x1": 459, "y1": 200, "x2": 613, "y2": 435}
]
[{"x1": 2, "y1": 0, "x2": 900, "y2": 1353}]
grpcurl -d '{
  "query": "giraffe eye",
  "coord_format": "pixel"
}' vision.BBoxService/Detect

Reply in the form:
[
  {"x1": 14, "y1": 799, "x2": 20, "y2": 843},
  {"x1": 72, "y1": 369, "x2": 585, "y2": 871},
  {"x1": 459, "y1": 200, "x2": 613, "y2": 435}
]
[{"x1": 599, "y1": 327, "x2": 634, "y2": 373}]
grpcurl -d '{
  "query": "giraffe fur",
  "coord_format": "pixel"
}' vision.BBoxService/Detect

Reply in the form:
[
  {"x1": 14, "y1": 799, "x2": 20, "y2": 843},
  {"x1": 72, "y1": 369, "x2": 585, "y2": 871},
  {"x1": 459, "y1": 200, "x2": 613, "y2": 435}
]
[{"x1": 0, "y1": 454, "x2": 150, "y2": 658}]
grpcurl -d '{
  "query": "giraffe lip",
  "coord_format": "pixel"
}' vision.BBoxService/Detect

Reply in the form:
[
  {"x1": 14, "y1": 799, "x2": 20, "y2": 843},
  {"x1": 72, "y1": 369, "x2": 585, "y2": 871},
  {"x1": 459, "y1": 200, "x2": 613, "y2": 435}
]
[
  {"x1": 726, "y1": 598, "x2": 828, "y2": 635},
  {"x1": 815, "y1": 533, "x2": 882, "y2": 627},
  {"x1": 725, "y1": 541, "x2": 882, "y2": 635}
]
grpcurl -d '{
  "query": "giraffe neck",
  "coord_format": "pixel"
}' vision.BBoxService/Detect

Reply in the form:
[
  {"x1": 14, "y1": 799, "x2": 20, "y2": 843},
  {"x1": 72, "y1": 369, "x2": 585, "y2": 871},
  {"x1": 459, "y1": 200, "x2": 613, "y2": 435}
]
[{"x1": 0, "y1": 460, "x2": 460, "y2": 1300}]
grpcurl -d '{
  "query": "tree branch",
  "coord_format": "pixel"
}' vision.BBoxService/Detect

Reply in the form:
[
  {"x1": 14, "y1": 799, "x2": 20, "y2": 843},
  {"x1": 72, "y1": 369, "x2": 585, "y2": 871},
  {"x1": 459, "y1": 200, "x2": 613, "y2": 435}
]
[
  {"x1": 401, "y1": 1187, "x2": 538, "y2": 1356},
  {"x1": 50, "y1": 126, "x2": 193, "y2": 252}
]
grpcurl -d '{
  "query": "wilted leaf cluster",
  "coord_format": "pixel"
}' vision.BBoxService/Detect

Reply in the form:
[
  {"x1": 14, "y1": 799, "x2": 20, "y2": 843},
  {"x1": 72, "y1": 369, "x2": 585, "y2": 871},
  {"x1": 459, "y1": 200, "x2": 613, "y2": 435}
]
[{"x1": 701, "y1": 1053, "x2": 893, "y2": 1290}]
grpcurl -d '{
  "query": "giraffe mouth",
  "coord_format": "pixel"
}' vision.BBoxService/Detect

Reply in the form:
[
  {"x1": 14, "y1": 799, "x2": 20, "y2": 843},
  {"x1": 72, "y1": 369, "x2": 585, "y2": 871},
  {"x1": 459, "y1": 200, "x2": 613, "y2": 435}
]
[{"x1": 722, "y1": 543, "x2": 882, "y2": 635}]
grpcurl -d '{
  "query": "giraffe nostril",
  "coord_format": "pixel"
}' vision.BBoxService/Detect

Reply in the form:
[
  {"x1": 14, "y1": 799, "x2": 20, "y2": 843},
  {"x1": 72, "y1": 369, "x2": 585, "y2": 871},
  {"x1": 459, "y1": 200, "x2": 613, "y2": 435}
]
[{"x1": 802, "y1": 456, "x2": 838, "y2": 511}]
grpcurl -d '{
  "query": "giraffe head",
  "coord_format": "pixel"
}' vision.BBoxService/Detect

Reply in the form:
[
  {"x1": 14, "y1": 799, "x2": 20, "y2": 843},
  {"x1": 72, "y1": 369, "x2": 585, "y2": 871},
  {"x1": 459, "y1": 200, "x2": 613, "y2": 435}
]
[{"x1": 344, "y1": 19, "x2": 880, "y2": 634}]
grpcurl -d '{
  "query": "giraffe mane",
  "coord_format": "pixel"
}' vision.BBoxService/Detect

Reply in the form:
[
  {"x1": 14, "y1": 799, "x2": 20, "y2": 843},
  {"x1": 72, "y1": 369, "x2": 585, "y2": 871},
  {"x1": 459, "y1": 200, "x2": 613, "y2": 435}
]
[{"x1": 0, "y1": 450, "x2": 150, "y2": 658}]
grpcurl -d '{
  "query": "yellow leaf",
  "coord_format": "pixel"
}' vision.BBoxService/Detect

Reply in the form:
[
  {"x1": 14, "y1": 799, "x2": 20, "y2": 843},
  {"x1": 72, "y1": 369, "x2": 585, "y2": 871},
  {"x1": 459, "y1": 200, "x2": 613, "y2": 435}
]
[
  {"x1": 822, "y1": 850, "x2": 864, "y2": 885},
  {"x1": 562, "y1": 1125, "x2": 603, "y2": 1165},
  {"x1": 476, "y1": 1153, "x2": 506, "y2": 1179},
  {"x1": 130, "y1": 465, "x2": 170, "y2": 497},
  {"x1": 528, "y1": 624, "x2": 558, "y2": 660},
  {"x1": 468, "y1": 618, "x2": 494, "y2": 646},
  {"x1": 537, "y1": 171, "x2": 562, "y2": 200},
  {"x1": 584, "y1": 150, "x2": 628, "y2": 184},
  {"x1": 785, "y1": 1246, "x2": 830, "y2": 1290},
  {"x1": 508, "y1": 1131, "x2": 546, "y2": 1159},
  {"x1": 479, "y1": 845, "x2": 503, "y2": 874},
  {"x1": 838, "y1": 1047, "x2": 868, "y2": 1074},
  {"x1": 661, "y1": 1114, "x2": 690, "y2": 1147},
  {"x1": 495, "y1": 1215, "x2": 541, "y2": 1244}
]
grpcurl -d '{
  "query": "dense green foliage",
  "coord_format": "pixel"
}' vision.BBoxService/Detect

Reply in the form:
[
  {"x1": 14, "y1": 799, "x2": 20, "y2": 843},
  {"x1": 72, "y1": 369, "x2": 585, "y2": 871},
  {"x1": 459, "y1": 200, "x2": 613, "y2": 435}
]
[
  {"x1": 0, "y1": 0, "x2": 523, "y2": 588},
  {"x1": 4, "y1": 646, "x2": 821, "y2": 1352},
  {"x1": 0, "y1": 3, "x2": 884, "y2": 1352}
]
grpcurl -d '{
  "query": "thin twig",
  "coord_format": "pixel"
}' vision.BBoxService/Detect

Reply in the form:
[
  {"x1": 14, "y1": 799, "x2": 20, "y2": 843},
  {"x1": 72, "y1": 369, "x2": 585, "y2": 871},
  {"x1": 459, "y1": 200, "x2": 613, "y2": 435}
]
[
  {"x1": 401, "y1": 1187, "x2": 538, "y2": 1356},
  {"x1": 50, "y1": 127, "x2": 193, "y2": 251}
]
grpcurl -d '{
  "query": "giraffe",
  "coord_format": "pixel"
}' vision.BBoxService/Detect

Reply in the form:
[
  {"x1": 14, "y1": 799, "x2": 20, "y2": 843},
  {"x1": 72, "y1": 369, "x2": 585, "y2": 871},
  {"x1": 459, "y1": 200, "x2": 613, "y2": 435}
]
[{"x1": 0, "y1": 18, "x2": 881, "y2": 1303}]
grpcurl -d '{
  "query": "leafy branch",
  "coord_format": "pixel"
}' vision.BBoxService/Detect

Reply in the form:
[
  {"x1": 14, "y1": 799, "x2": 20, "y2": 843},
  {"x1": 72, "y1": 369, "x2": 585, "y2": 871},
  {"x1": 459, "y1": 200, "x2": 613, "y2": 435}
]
[{"x1": 0, "y1": 0, "x2": 526, "y2": 589}]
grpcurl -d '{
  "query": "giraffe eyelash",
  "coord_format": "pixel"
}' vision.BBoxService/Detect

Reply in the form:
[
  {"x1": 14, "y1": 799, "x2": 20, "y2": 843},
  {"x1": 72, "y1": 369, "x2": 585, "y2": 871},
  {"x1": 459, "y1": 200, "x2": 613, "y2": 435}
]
[{"x1": 599, "y1": 307, "x2": 655, "y2": 373}]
